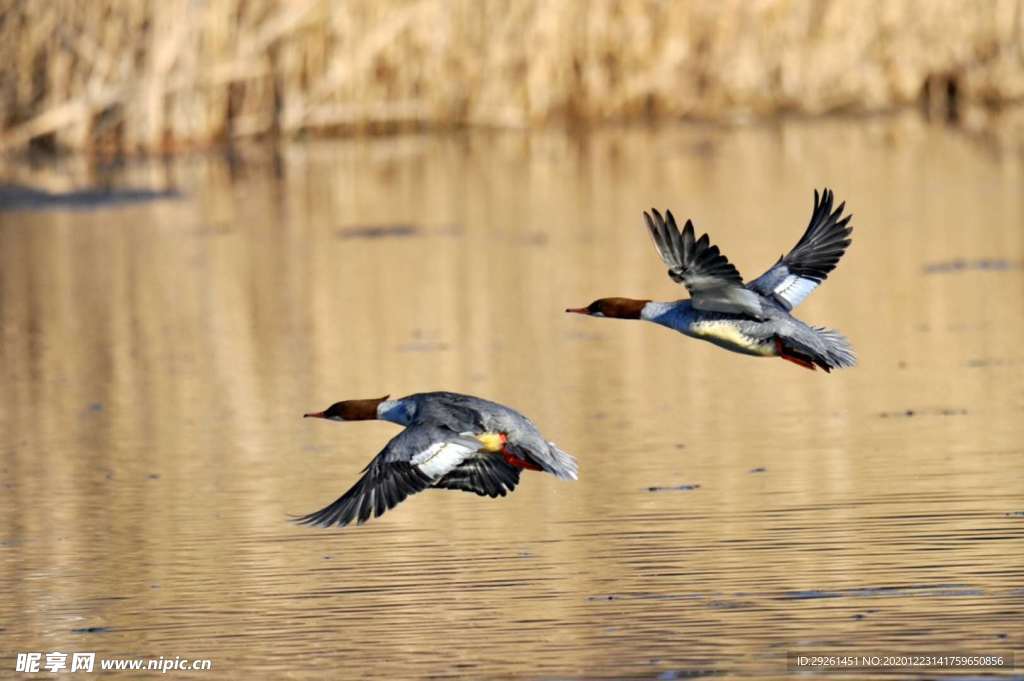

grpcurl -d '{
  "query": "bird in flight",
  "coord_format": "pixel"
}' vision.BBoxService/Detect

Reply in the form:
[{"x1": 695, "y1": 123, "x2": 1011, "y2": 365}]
[
  {"x1": 567, "y1": 188, "x2": 856, "y2": 372},
  {"x1": 297, "y1": 392, "x2": 577, "y2": 528}
]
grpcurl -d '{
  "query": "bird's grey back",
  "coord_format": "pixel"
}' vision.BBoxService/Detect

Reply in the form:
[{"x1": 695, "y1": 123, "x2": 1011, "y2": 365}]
[
  {"x1": 403, "y1": 392, "x2": 539, "y2": 437},
  {"x1": 401, "y1": 391, "x2": 573, "y2": 476}
]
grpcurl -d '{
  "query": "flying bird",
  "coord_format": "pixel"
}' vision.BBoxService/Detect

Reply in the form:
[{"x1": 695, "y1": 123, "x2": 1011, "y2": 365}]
[
  {"x1": 297, "y1": 392, "x2": 577, "y2": 528},
  {"x1": 567, "y1": 188, "x2": 856, "y2": 372}
]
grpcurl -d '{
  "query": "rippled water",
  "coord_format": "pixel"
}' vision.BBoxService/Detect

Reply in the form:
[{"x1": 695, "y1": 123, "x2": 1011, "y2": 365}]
[{"x1": 2, "y1": 116, "x2": 1023, "y2": 679}]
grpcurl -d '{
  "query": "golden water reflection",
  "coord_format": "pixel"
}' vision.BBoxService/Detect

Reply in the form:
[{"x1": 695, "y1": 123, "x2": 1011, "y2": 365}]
[{"x1": 1, "y1": 116, "x2": 1022, "y2": 679}]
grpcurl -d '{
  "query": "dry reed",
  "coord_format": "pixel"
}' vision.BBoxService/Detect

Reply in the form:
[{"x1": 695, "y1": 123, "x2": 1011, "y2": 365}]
[{"x1": 1, "y1": 0, "x2": 1022, "y2": 154}]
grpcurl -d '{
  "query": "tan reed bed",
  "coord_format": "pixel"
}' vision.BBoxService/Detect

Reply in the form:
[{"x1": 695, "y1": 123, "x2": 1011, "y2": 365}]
[{"x1": 1, "y1": 0, "x2": 1022, "y2": 154}]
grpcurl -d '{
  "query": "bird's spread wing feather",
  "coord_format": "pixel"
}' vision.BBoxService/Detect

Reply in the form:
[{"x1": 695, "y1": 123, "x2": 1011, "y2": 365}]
[
  {"x1": 644, "y1": 208, "x2": 765, "y2": 318},
  {"x1": 747, "y1": 188, "x2": 853, "y2": 310},
  {"x1": 434, "y1": 455, "x2": 522, "y2": 497},
  {"x1": 294, "y1": 428, "x2": 480, "y2": 528}
]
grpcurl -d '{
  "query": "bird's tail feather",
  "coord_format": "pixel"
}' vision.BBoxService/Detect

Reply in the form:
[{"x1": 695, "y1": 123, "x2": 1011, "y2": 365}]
[
  {"x1": 777, "y1": 327, "x2": 856, "y2": 372},
  {"x1": 545, "y1": 443, "x2": 579, "y2": 480},
  {"x1": 814, "y1": 327, "x2": 857, "y2": 370}
]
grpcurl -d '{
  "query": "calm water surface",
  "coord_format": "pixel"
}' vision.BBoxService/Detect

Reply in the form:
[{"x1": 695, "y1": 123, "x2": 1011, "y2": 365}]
[{"x1": 1, "y1": 117, "x2": 1023, "y2": 679}]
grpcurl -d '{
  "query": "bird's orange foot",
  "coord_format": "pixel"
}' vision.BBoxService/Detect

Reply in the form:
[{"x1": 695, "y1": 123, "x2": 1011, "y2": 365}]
[{"x1": 775, "y1": 338, "x2": 817, "y2": 371}]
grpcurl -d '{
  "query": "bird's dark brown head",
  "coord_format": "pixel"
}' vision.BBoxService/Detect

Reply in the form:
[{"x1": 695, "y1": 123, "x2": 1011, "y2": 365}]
[
  {"x1": 304, "y1": 396, "x2": 389, "y2": 421},
  {"x1": 565, "y1": 297, "x2": 649, "y2": 319}
]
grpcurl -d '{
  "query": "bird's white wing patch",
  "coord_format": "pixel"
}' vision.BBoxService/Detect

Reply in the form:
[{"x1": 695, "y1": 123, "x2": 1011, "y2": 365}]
[
  {"x1": 774, "y1": 274, "x2": 819, "y2": 309},
  {"x1": 411, "y1": 440, "x2": 478, "y2": 479}
]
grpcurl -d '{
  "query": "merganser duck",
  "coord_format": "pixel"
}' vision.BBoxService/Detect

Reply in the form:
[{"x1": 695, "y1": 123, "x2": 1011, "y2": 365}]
[
  {"x1": 297, "y1": 392, "x2": 578, "y2": 528},
  {"x1": 567, "y1": 188, "x2": 856, "y2": 372}
]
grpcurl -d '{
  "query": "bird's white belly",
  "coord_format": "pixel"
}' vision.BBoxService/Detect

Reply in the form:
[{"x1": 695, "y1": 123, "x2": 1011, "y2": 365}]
[
  {"x1": 411, "y1": 441, "x2": 477, "y2": 478},
  {"x1": 689, "y1": 321, "x2": 776, "y2": 357}
]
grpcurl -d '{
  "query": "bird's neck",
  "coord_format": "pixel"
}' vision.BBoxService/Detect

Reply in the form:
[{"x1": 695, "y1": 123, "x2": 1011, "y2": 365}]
[
  {"x1": 377, "y1": 398, "x2": 414, "y2": 426},
  {"x1": 639, "y1": 300, "x2": 682, "y2": 321}
]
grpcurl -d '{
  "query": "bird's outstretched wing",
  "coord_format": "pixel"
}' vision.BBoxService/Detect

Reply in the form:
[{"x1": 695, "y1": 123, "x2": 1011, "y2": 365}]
[
  {"x1": 747, "y1": 188, "x2": 853, "y2": 310},
  {"x1": 644, "y1": 208, "x2": 765, "y2": 318},
  {"x1": 435, "y1": 455, "x2": 521, "y2": 497},
  {"x1": 294, "y1": 427, "x2": 481, "y2": 528}
]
